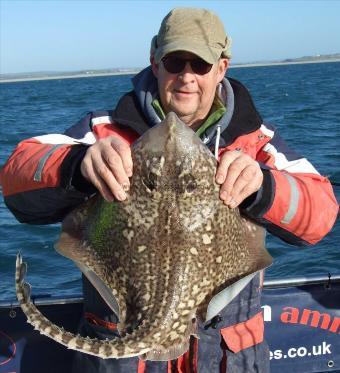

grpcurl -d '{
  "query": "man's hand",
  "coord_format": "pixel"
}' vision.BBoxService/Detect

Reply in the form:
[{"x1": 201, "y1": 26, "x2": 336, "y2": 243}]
[
  {"x1": 215, "y1": 150, "x2": 263, "y2": 208},
  {"x1": 80, "y1": 136, "x2": 133, "y2": 202}
]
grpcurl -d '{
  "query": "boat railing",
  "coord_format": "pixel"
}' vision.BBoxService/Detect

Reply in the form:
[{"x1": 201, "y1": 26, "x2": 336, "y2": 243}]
[
  {"x1": 262, "y1": 273, "x2": 340, "y2": 288},
  {"x1": 1, "y1": 273, "x2": 339, "y2": 308}
]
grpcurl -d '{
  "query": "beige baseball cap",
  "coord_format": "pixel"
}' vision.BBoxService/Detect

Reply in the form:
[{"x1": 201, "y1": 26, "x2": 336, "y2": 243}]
[{"x1": 153, "y1": 8, "x2": 232, "y2": 64}]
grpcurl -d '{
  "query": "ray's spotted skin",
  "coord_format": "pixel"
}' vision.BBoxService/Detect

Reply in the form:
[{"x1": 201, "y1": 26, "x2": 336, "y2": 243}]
[{"x1": 15, "y1": 112, "x2": 272, "y2": 361}]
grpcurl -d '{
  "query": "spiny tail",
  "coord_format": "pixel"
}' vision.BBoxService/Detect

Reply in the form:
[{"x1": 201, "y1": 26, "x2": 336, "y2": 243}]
[{"x1": 15, "y1": 253, "x2": 152, "y2": 359}]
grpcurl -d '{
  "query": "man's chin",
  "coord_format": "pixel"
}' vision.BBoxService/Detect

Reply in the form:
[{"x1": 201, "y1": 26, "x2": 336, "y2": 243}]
[
  {"x1": 169, "y1": 106, "x2": 197, "y2": 120},
  {"x1": 174, "y1": 113, "x2": 199, "y2": 127}
]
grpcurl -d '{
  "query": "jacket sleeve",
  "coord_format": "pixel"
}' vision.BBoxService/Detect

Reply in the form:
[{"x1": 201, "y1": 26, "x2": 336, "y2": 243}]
[
  {"x1": 0, "y1": 112, "x2": 98, "y2": 224},
  {"x1": 239, "y1": 124, "x2": 338, "y2": 246}
]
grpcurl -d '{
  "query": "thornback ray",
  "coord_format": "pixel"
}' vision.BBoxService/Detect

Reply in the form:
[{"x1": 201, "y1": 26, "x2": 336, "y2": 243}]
[{"x1": 15, "y1": 112, "x2": 272, "y2": 360}]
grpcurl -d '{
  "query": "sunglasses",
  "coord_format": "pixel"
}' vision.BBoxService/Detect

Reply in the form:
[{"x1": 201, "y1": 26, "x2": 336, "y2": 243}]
[{"x1": 161, "y1": 55, "x2": 213, "y2": 75}]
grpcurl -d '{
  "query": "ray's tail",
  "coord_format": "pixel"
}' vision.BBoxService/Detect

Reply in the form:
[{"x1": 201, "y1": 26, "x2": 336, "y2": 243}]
[{"x1": 15, "y1": 253, "x2": 156, "y2": 359}]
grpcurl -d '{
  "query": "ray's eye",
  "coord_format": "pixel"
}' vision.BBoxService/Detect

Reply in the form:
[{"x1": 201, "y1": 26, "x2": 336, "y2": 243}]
[
  {"x1": 186, "y1": 180, "x2": 197, "y2": 193},
  {"x1": 182, "y1": 174, "x2": 197, "y2": 193},
  {"x1": 143, "y1": 172, "x2": 157, "y2": 191}
]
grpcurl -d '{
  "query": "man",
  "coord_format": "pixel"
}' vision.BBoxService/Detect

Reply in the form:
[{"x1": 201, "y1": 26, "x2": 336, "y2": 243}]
[{"x1": 1, "y1": 7, "x2": 338, "y2": 373}]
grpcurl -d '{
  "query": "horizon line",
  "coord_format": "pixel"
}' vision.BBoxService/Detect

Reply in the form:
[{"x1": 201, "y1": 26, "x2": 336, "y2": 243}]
[{"x1": 1, "y1": 58, "x2": 340, "y2": 84}]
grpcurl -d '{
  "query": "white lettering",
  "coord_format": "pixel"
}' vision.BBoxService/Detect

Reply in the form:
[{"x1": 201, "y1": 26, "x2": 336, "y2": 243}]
[
  {"x1": 297, "y1": 347, "x2": 307, "y2": 357},
  {"x1": 322, "y1": 341, "x2": 332, "y2": 354},
  {"x1": 270, "y1": 341, "x2": 333, "y2": 361},
  {"x1": 288, "y1": 348, "x2": 297, "y2": 358},
  {"x1": 312, "y1": 344, "x2": 322, "y2": 355},
  {"x1": 274, "y1": 350, "x2": 283, "y2": 359},
  {"x1": 261, "y1": 305, "x2": 272, "y2": 322}
]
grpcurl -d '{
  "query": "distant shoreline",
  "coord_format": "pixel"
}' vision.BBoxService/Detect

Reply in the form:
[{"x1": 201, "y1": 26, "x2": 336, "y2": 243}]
[
  {"x1": 0, "y1": 70, "x2": 141, "y2": 83},
  {"x1": 231, "y1": 58, "x2": 340, "y2": 69},
  {"x1": 1, "y1": 59, "x2": 340, "y2": 84}
]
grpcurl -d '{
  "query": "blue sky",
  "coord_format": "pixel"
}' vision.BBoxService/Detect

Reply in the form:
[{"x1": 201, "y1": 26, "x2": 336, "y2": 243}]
[{"x1": 1, "y1": 0, "x2": 340, "y2": 74}]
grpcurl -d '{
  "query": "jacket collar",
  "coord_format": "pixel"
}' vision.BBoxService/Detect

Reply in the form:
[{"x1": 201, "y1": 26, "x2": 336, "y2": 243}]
[{"x1": 112, "y1": 67, "x2": 263, "y2": 146}]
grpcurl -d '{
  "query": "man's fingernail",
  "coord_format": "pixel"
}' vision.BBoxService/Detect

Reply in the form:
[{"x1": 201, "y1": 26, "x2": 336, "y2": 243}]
[
  {"x1": 216, "y1": 174, "x2": 224, "y2": 184},
  {"x1": 127, "y1": 168, "x2": 133, "y2": 177},
  {"x1": 220, "y1": 192, "x2": 228, "y2": 200},
  {"x1": 117, "y1": 191, "x2": 126, "y2": 201},
  {"x1": 225, "y1": 196, "x2": 233, "y2": 204},
  {"x1": 229, "y1": 197, "x2": 238, "y2": 208}
]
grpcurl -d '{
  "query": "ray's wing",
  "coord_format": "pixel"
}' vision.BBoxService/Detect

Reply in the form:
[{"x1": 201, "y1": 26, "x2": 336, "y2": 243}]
[
  {"x1": 241, "y1": 216, "x2": 273, "y2": 272},
  {"x1": 55, "y1": 195, "x2": 129, "y2": 323},
  {"x1": 198, "y1": 205, "x2": 273, "y2": 320},
  {"x1": 214, "y1": 206, "x2": 272, "y2": 281}
]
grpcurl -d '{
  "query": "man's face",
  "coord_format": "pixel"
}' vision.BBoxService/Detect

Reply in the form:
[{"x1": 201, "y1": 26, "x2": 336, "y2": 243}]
[{"x1": 152, "y1": 51, "x2": 228, "y2": 127}]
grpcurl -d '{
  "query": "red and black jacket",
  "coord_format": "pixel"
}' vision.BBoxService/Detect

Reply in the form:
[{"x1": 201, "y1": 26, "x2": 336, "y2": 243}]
[
  {"x1": 1, "y1": 72, "x2": 338, "y2": 372},
  {"x1": 1, "y1": 76, "x2": 337, "y2": 245}
]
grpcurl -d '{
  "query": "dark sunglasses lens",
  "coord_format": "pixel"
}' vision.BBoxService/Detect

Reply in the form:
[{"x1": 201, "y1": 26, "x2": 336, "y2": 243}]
[
  {"x1": 191, "y1": 59, "x2": 213, "y2": 75},
  {"x1": 162, "y1": 56, "x2": 213, "y2": 75},
  {"x1": 162, "y1": 57, "x2": 185, "y2": 74}
]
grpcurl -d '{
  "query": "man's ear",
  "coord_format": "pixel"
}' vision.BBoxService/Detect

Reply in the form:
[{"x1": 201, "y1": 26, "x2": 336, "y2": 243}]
[
  {"x1": 151, "y1": 57, "x2": 159, "y2": 78},
  {"x1": 217, "y1": 58, "x2": 229, "y2": 82}
]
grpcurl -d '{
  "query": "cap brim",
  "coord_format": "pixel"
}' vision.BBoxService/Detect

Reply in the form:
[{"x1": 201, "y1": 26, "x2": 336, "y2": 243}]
[{"x1": 154, "y1": 39, "x2": 222, "y2": 64}]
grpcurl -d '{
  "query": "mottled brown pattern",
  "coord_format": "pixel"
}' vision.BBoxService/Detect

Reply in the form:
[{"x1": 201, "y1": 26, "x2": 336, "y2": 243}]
[{"x1": 15, "y1": 112, "x2": 272, "y2": 360}]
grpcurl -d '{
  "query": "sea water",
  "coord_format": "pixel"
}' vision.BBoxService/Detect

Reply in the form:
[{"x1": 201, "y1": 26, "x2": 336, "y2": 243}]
[{"x1": 0, "y1": 62, "x2": 339, "y2": 301}]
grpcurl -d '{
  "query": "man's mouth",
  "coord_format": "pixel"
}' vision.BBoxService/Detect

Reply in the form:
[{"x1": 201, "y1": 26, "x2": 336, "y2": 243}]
[{"x1": 174, "y1": 90, "x2": 196, "y2": 96}]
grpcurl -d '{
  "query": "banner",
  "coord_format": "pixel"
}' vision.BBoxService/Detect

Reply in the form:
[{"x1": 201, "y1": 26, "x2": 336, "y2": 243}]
[
  {"x1": 262, "y1": 280, "x2": 340, "y2": 372},
  {"x1": 1, "y1": 280, "x2": 339, "y2": 372}
]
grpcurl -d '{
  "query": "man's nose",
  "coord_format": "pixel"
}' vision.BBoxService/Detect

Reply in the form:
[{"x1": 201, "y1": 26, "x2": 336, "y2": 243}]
[{"x1": 179, "y1": 62, "x2": 196, "y2": 81}]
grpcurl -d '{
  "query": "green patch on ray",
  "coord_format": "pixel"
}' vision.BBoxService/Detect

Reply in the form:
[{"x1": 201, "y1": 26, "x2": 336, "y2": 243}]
[{"x1": 88, "y1": 200, "x2": 120, "y2": 248}]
